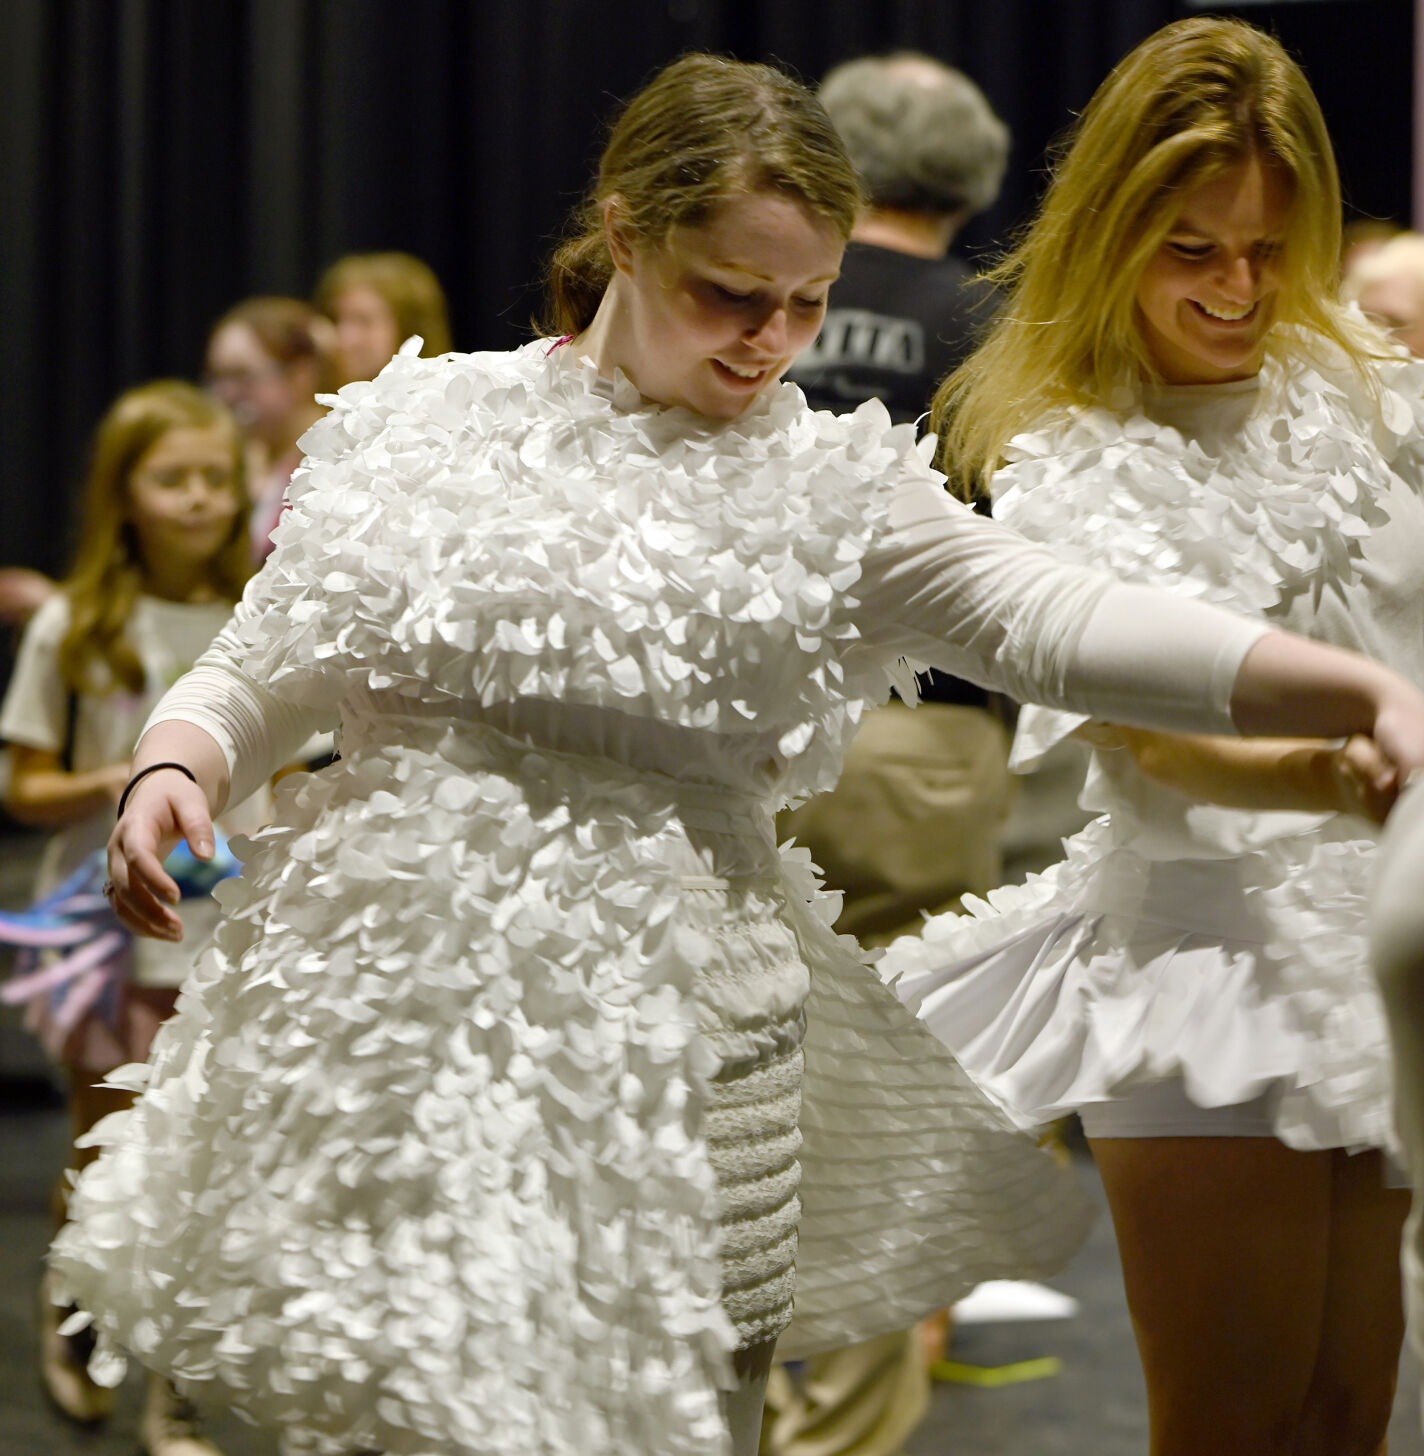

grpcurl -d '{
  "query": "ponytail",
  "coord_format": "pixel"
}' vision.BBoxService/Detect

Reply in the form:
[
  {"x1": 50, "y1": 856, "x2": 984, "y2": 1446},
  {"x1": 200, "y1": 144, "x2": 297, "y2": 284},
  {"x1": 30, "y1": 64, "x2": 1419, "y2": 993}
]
[{"x1": 541, "y1": 224, "x2": 614, "y2": 337}]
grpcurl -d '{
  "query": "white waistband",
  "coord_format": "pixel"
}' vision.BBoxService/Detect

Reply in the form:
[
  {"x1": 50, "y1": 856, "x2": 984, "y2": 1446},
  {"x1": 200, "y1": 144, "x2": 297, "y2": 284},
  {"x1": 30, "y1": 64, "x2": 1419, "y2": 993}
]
[{"x1": 340, "y1": 708, "x2": 773, "y2": 838}]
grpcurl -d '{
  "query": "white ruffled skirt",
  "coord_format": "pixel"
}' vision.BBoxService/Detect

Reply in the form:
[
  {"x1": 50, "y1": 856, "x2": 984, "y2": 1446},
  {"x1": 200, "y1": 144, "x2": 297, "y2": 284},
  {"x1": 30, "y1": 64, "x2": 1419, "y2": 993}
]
[
  {"x1": 51, "y1": 714, "x2": 1092, "y2": 1456},
  {"x1": 883, "y1": 814, "x2": 1397, "y2": 1156}
]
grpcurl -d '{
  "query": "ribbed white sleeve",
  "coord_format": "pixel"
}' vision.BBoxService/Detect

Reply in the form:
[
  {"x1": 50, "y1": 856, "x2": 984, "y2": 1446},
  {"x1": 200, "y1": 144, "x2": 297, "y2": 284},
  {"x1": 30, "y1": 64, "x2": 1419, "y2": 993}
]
[
  {"x1": 854, "y1": 465, "x2": 1266, "y2": 733},
  {"x1": 142, "y1": 611, "x2": 334, "y2": 811}
]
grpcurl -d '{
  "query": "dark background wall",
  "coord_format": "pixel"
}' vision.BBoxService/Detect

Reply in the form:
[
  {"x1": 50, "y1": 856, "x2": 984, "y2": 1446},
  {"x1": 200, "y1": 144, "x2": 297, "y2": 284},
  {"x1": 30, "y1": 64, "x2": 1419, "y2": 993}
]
[{"x1": 0, "y1": 0, "x2": 1411, "y2": 577}]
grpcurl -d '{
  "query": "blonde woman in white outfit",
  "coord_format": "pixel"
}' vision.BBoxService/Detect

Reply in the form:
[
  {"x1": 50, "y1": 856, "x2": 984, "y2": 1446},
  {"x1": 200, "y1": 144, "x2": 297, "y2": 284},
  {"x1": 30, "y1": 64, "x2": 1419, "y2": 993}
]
[
  {"x1": 49, "y1": 51, "x2": 1424, "y2": 1456},
  {"x1": 887, "y1": 17, "x2": 1424, "y2": 1456}
]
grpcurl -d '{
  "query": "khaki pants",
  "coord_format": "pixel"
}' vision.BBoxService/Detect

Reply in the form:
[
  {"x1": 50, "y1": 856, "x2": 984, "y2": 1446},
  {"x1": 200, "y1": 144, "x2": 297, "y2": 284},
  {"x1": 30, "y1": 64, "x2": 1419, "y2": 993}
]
[{"x1": 778, "y1": 701, "x2": 1011, "y2": 947}]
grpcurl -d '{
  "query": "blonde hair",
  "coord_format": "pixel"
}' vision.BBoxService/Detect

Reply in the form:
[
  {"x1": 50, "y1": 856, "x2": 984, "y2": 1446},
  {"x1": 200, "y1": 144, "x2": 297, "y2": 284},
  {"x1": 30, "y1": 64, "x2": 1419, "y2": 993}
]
[
  {"x1": 59, "y1": 381, "x2": 252, "y2": 695},
  {"x1": 934, "y1": 17, "x2": 1377, "y2": 498},
  {"x1": 314, "y1": 251, "x2": 453, "y2": 356},
  {"x1": 542, "y1": 53, "x2": 859, "y2": 336}
]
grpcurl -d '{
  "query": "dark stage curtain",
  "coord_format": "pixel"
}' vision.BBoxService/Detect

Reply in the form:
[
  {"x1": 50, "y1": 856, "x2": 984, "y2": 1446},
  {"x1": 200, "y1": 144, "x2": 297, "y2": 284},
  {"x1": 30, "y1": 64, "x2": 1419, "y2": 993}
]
[{"x1": 0, "y1": 0, "x2": 1410, "y2": 576}]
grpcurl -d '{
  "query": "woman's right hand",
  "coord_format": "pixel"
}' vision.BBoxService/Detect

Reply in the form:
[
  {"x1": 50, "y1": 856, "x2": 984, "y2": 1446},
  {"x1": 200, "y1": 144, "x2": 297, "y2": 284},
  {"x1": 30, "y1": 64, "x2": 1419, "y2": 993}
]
[
  {"x1": 106, "y1": 769, "x2": 215, "y2": 940},
  {"x1": 1325, "y1": 734, "x2": 1401, "y2": 826},
  {"x1": 1367, "y1": 676, "x2": 1424, "y2": 784}
]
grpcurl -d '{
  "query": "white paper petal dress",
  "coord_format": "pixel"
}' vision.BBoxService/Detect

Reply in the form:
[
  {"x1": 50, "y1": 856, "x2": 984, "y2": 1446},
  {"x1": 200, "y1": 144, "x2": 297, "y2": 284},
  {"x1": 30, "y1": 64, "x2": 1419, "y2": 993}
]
[
  {"x1": 885, "y1": 333, "x2": 1424, "y2": 1157},
  {"x1": 50, "y1": 339, "x2": 1249, "y2": 1456}
]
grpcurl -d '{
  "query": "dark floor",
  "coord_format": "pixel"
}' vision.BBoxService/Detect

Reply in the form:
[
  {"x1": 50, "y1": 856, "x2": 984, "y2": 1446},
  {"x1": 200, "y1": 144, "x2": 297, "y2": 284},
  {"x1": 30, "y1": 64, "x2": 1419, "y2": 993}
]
[{"x1": 0, "y1": 1085, "x2": 1418, "y2": 1456}]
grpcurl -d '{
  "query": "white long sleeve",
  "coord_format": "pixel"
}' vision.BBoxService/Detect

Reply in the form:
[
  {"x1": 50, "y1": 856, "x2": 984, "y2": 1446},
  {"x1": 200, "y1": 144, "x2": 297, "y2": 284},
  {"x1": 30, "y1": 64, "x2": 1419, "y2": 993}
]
[
  {"x1": 145, "y1": 462, "x2": 1266, "y2": 811},
  {"x1": 143, "y1": 602, "x2": 333, "y2": 810},
  {"x1": 853, "y1": 465, "x2": 1266, "y2": 734}
]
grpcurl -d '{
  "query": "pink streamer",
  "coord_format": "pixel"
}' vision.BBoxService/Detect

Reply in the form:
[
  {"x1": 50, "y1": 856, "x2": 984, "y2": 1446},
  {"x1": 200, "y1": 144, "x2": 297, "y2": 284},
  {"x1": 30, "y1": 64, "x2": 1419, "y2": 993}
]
[{"x1": 2, "y1": 928, "x2": 129, "y2": 1005}]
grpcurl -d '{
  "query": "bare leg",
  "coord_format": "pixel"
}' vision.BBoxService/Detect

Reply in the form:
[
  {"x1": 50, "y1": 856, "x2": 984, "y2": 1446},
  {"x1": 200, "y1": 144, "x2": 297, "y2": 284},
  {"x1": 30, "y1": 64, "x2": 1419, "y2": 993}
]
[
  {"x1": 1294, "y1": 1149, "x2": 1408, "y2": 1456},
  {"x1": 1091, "y1": 1136, "x2": 1331, "y2": 1456},
  {"x1": 1373, "y1": 775, "x2": 1424, "y2": 1423}
]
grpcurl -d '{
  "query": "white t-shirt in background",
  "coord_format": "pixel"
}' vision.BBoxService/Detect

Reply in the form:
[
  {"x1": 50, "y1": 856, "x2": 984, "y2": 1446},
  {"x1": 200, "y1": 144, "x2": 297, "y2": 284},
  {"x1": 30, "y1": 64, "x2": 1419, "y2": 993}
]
[{"x1": 0, "y1": 592, "x2": 268, "y2": 986}]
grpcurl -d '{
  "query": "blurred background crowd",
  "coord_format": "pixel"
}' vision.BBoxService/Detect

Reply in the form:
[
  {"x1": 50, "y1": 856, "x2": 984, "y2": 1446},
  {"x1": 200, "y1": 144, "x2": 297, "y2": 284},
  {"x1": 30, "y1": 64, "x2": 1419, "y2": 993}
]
[{"x1": 0, "y1": 0, "x2": 1412, "y2": 587}]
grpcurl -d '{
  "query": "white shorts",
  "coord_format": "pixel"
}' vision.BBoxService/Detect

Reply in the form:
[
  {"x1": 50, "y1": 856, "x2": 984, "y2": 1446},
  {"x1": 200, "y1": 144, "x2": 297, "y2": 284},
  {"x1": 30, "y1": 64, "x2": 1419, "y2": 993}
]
[{"x1": 1078, "y1": 1078, "x2": 1277, "y2": 1139}]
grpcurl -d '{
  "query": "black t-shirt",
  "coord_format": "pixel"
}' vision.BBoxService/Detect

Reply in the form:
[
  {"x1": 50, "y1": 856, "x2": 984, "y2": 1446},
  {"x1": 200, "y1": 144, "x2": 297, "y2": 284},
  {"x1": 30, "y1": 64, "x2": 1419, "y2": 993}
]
[
  {"x1": 789, "y1": 242, "x2": 998, "y2": 711},
  {"x1": 787, "y1": 242, "x2": 990, "y2": 426}
]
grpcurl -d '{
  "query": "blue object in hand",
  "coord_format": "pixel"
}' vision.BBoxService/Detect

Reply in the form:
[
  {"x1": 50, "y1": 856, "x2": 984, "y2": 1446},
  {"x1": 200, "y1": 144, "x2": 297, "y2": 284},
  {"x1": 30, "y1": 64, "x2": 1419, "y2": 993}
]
[{"x1": 163, "y1": 831, "x2": 241, "y2": 899}]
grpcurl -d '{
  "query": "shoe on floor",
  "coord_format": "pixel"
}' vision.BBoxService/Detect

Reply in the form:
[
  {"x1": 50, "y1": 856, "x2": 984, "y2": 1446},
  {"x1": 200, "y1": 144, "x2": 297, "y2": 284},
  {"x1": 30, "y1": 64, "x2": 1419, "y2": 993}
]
[
  {"x1": 37, "y1": 1268, "x2": 116, "y2": 1424},
  {"x1": 139, "y1": 1374, "x2": 224, "y2": 1456}
]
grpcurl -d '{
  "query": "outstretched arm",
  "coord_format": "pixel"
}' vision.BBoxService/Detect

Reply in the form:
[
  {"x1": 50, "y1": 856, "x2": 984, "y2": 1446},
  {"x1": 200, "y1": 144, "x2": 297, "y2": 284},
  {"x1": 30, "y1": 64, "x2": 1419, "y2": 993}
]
[
  {"x1": 4, "y1": 745, "x2": 132, "y2": 828},
  {"x1": 855, "y1": 463, "x2": 1424, "y2": 773},
  {"x1": 106, "y1": 602, "x2": 333, "y2": 941},
  {"x1": 1081, "y1": 724, "x2": 1400, "y2": 824}
]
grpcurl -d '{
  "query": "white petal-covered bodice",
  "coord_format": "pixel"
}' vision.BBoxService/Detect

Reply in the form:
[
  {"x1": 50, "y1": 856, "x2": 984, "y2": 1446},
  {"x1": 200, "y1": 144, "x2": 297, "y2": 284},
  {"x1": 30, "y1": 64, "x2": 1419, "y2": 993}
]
[
  {"x1": 995, "y1": 332, "x2": 1424, "y2": 856},
  {"x1": 236, "y1": 340, "x2": 916, "y2": 805},
  {"x1": 995, "y1": 337, "x2": 1424, "y2": 625}
]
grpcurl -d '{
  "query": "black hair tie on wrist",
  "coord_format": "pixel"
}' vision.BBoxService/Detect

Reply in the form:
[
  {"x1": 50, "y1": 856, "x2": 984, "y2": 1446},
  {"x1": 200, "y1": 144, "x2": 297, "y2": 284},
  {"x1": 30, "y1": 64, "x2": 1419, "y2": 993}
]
[{"x1": 117, "y1": 762, "x2": 199, "y2": 820}]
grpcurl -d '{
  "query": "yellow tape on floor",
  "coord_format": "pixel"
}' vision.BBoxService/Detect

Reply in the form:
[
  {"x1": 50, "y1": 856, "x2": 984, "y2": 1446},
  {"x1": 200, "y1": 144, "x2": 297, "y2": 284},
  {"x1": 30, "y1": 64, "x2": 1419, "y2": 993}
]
[{"x1": 930, "y1": 1356, "x2": 1062, "y2": 1387}]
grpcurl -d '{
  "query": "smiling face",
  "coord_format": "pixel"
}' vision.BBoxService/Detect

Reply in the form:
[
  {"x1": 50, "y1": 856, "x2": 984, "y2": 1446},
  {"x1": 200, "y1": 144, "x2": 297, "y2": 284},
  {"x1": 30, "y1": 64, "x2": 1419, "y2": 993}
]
[
  {"x1": 605, "y1": 190, "x2": 843, "y2": 419},
  {"x1": 1134, "y1": 154, "x2": 1292, "y2": 385}
]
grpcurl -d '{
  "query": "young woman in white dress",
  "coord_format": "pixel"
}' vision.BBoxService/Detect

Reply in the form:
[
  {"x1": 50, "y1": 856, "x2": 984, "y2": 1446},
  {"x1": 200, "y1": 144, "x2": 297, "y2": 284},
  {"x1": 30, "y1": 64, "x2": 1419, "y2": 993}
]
[
  {"x1": 56, "y1": 50, "x2": 1424, "y2": 1456},
  {"x1": 888, "y1": 18, "x2": 1424, "y2": 1456}
]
